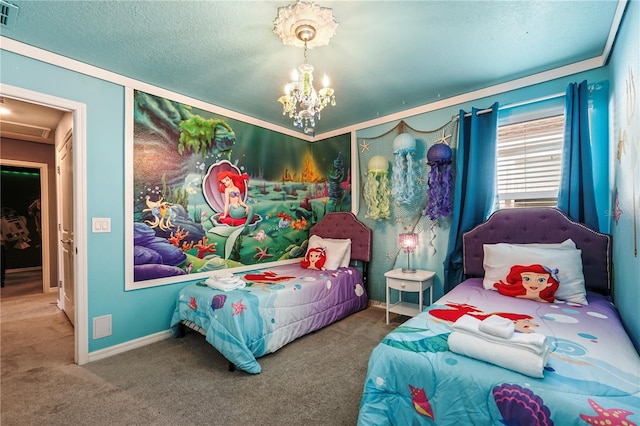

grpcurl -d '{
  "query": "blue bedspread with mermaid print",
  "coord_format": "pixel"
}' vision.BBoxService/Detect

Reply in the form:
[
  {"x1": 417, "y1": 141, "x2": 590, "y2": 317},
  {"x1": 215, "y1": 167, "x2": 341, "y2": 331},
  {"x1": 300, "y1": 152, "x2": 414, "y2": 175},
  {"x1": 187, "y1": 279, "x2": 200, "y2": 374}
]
[
  {"x1": 170, "y1": 263, "x2": 367, "y2": 374},
  {"x1": 358, "y1": 278, "x2": 640, "y2": 425}
]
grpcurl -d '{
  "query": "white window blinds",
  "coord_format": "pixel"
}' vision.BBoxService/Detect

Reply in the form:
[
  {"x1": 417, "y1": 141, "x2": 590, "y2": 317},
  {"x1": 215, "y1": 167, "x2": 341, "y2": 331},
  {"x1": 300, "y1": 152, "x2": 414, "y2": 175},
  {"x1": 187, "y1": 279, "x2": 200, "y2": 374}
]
[{"x1": 496, "y1": 114, "x2": 564, "y2": 208}]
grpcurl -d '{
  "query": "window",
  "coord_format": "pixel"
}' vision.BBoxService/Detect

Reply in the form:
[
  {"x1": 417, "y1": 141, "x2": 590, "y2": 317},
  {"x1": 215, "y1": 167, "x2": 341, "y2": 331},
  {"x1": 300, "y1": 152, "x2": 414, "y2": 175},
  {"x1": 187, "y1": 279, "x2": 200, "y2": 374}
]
[{"x1": 496, "y1": 114, "x2": 564, "y2": 208}]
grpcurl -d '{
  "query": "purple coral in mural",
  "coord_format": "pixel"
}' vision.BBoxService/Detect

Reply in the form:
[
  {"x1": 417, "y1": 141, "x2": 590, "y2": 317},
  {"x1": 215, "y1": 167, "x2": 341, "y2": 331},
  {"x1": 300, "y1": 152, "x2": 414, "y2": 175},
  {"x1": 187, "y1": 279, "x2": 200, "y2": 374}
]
[
  {"x1": 133, "y1": 222, "x2": 187, "y2": 281},
  {"x1": 492, "y1": 383, "x2": 553, "y2": 426}
]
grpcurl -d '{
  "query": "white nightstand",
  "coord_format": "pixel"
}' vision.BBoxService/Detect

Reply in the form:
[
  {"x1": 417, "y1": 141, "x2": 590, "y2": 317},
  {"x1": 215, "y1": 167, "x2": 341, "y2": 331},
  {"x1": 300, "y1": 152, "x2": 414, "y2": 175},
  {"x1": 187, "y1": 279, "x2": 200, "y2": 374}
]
[{"x1": 385, "y1": 268, "x2": 435, "y2": 324}]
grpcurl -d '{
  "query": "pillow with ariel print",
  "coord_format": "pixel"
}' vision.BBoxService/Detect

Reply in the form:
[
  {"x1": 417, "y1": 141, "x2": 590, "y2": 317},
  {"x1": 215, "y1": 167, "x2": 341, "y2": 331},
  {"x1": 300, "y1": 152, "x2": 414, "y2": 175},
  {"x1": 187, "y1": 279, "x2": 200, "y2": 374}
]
[
  {"x1": 303, "y1": 235, "x2": 351, "y2": 271},
  {"x1": 493, "y1": 264, "x2": 560, "y2": 303},
  {"x1": 483, "y1": 241, "x2": 587, "y2": 305},
  {"x1": 300, "y1": 246, "x2": 327, "y2": 270}
]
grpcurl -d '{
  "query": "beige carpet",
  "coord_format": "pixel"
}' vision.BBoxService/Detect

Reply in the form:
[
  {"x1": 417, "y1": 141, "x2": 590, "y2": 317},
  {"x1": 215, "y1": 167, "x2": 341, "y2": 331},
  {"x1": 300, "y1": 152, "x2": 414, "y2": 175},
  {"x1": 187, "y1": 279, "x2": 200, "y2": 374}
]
[
  {"x1": 1, "y1": 268, "x2": 47, "y2": 298},
  {"x1": 1, "y1": 292, "x2": 403, "y2": 426}
]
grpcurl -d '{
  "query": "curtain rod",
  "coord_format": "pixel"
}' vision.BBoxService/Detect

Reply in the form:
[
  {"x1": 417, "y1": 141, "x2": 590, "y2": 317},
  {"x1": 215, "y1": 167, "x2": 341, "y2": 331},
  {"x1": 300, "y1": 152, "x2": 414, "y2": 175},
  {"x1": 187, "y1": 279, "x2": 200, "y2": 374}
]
[{"x1": 459, "y1": 92, "x2": 565, "y2": 118}]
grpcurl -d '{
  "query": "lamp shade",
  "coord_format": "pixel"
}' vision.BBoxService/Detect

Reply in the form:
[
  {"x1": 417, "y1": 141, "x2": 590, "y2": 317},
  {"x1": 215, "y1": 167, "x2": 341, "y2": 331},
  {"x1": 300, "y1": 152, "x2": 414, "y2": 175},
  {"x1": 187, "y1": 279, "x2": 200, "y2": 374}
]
[{"x1": 398, "y1": 232, "x2": 418, "y2": 251}]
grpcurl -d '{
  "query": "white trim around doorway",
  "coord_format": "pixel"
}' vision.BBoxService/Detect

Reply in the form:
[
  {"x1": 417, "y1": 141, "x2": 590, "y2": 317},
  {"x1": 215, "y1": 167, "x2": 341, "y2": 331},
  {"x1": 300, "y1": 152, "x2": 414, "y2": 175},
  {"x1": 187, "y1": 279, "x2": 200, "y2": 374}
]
[{"x1": 0, "y1": 84, "x2": 88, "y2": 365}]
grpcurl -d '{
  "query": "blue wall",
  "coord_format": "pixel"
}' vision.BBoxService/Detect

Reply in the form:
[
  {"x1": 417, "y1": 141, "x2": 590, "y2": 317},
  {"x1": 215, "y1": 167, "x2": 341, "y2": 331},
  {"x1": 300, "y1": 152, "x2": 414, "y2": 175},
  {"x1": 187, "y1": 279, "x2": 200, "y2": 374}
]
[
  {"x1": 608, "y1": 0, "x2": 640, "y2": 349},
  {"x1": 0, "y1": 51, "x2": 189, "y2": 352},
  {"x1": 1, "y1": 1, "x2": 637, "y2": 354},
  {"x1": 355, "y1": 67, "x2": 609, "y2": 305}
]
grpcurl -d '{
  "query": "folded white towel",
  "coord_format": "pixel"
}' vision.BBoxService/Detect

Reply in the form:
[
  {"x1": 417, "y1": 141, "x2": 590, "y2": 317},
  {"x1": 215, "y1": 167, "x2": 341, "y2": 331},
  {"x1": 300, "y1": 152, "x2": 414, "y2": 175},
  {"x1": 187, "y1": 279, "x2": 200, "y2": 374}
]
[
  {"x1": 479, "y1": 315, "x2": 515, "y2": 339},
  {"x1": 448, "y1": 331, "x2": 549, "y2": 378},
  {"x1": 212, "y1": 273, "x2": 237, "y2": 281},
  {"x1": 452, "y1": 315, "x2": 547, "y2": 355},
  {"x1": 204, "y1": 277, "x2": 246, "y2": 291}
]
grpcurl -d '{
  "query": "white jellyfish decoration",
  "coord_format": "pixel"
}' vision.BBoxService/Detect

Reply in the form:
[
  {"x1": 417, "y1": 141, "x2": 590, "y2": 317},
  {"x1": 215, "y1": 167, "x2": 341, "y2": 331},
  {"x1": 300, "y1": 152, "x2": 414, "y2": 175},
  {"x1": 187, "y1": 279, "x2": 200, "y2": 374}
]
[
  {"x1": 391, "y1": 133, "x2": 418, "y2": 205},
  {"x1": 364, "y1": 155, "x2": 391, "y2": 220}
]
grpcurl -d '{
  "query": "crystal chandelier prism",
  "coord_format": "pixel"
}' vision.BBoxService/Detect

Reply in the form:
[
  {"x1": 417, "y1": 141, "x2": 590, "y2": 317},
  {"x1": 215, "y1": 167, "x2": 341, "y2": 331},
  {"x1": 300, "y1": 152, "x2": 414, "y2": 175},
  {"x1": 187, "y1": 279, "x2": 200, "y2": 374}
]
[{"x1": 274, "y1": 1, "x2": 338, "y2": 135}]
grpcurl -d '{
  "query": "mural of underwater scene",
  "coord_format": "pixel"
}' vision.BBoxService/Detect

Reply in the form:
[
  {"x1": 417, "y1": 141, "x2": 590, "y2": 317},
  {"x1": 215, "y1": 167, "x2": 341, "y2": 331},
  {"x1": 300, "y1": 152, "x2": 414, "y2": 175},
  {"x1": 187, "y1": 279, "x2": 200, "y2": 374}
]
[{"x1": 131, "y1": 90, "x2": 351, "y2": 284}]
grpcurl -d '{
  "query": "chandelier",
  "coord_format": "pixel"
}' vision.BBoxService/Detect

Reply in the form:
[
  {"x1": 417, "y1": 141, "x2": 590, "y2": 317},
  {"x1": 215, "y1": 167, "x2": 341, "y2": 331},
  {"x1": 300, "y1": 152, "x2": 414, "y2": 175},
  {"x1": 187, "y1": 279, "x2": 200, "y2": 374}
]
[{"x1": 273, "y1": 1, "x2": 338, "y2": 135}]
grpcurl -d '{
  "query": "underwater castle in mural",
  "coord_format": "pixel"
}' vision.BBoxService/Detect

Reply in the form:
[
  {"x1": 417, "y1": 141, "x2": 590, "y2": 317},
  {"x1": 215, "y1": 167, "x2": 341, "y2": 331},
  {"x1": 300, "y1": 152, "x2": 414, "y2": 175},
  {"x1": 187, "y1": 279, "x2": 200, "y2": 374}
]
[{"x1": 131, "y1": 90, "x2": 351, "y2": 282}]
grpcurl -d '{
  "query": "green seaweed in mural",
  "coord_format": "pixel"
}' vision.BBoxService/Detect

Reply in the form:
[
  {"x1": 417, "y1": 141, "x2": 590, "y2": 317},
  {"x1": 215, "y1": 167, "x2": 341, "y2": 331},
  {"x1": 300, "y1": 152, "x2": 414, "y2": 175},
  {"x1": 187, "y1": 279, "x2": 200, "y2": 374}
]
[
  {"x1": 193, "y1": 207, "x2": 202, "y2": 224},
  {"x1": 161, "y1": 173, "x2": 189, "y2": 212},
  {"x1": 328, "y1": 152, "x2": 346, "y2": 211},
  {"x1": 230, "y1": 234, "x2": 243, "y2": 262},
  {"x1": 178, "y1": 116, "x2": 236, "y2": 158}
]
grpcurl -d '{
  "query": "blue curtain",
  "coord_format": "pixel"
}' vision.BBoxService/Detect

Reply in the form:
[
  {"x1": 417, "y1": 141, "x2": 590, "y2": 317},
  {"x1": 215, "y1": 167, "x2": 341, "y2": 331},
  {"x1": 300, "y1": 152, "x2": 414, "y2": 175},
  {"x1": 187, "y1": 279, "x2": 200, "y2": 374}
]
[
  {"x1": 558, "y1": 80, "x2": 599, "y2": 230},
  {"x1": 588, "y1": 81, "x2": 610, "y2": 233},
  {"x1": 443, "y1": 103, "x2": 499, "y2": 292}
]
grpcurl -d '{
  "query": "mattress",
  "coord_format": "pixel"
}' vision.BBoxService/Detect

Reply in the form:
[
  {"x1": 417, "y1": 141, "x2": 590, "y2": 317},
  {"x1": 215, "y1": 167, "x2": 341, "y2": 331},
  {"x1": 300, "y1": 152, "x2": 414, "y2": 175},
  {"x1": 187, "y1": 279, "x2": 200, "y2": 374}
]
[
  {"x1": 170, "y1": 262, "x2": 368, "y2": 374},
  {"x1": 358, "y1": 278, "x2": 640, "y2": 425}
]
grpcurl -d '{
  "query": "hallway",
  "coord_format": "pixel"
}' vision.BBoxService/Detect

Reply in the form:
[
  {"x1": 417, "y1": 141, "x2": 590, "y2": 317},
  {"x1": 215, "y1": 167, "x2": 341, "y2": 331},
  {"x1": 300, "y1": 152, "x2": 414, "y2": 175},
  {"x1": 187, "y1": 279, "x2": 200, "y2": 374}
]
[{"x1": 1, "y1": 268, "x2": 48, "y2": 298}]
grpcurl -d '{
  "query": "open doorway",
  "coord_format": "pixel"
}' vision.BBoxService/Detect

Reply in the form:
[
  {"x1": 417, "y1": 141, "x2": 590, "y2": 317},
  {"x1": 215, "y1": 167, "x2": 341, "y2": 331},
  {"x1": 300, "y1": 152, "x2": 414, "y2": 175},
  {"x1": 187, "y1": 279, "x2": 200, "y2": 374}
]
[
  {"x1": 0, "y1": 84, "x2": 88, "y2": 365},
  {"x1": 0, "y1": 162, "x2": 51, "y2": 297}
]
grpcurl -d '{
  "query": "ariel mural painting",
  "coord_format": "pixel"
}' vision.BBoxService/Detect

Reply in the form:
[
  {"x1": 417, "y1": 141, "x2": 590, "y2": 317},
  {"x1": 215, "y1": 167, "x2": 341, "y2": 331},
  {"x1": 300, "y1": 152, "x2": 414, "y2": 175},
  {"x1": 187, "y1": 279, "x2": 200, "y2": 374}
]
[{"x1": 131, "y1": 90, "x2": 351, "y2": 286}]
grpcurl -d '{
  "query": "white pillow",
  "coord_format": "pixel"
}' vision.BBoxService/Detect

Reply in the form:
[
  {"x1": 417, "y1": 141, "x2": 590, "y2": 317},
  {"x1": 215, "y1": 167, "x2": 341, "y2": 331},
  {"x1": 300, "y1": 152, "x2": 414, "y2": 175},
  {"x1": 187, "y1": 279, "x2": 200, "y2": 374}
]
[
  {"x1": 508, "y1": 239, "x2": 577, "y2": 250},
  {"x1": 308, "y1": 235, "x2": 351, "y2": 270},
  {"x1": 482, "y1": 240, "x2": 588, "y2": 305}
]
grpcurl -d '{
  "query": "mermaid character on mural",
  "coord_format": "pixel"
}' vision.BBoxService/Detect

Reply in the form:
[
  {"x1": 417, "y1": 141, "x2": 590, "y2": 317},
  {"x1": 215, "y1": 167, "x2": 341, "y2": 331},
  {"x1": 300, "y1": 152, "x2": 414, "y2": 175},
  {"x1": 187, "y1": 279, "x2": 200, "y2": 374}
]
[
  {"x1": 217, "y1": 170, "x2": 253, "y2": 226},
  {"x1": 202, "y1": 160, "x2": 259, "y2": 230}
]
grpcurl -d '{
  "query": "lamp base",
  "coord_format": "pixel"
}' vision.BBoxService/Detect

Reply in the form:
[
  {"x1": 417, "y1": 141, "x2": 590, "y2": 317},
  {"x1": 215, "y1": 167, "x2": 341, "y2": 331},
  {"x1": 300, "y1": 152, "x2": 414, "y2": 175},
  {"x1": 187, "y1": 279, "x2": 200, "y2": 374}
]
[{"x1": 401, "y1": 268, "x2": 416, "y2": 273}]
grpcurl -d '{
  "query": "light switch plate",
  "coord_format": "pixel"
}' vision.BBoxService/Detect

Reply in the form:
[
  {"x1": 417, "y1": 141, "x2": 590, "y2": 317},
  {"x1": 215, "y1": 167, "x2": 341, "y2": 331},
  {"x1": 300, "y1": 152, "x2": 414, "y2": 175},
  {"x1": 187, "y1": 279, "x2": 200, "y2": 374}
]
[{"x1": 92, "y1": 217, "x2": 111, "y2": 233}]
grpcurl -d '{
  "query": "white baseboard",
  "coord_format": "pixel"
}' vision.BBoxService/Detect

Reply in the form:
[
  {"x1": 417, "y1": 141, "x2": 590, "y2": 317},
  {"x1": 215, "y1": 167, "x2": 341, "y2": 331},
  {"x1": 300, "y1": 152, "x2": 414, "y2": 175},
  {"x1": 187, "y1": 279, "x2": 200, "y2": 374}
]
[
  {"x1": 368, "y1": 299, "x2": 385, "y2": 309},
  {"x1": 87, "y1": 329, "x2": 173, "y2": 362},
  {"x1": 87, "y1": 301, "x2": 386, "y2": 362}
]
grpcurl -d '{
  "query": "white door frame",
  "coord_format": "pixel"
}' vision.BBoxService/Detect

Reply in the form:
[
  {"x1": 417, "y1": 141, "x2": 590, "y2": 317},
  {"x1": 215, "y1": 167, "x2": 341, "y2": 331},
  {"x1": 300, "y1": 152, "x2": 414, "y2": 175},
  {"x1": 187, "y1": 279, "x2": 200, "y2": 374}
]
[
  {"x1": 0, "y1": 84, "x2": 88, "y2": 365},
  {"x1": 0, "y1": 159, "x2": 51, "y2": 294}
]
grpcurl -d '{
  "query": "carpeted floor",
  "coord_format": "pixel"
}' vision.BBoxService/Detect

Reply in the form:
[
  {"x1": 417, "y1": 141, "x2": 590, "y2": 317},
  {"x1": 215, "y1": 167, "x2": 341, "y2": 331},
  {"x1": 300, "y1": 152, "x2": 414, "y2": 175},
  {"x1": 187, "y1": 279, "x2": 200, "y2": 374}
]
[
  {"x1": 1, "y1": 291, "x2": 404, "y2": 426},
  {"x1": 1, "y1": 268, "x2": 47, "y2": 298}
]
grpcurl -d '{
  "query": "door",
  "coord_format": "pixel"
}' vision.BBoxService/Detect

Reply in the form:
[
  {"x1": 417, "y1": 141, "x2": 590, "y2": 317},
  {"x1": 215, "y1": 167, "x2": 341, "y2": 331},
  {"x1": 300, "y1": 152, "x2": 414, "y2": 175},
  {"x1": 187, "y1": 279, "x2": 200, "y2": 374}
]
[{"x1": 58, "y1": 133, "x2": 74, "y2": 325}]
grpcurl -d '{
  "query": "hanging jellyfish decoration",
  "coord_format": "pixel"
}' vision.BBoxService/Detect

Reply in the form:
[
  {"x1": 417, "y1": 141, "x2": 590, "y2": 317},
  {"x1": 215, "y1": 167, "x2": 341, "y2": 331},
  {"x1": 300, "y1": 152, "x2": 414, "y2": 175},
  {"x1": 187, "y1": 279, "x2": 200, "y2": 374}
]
[
  {"x1": 421, "y1": 142, "x2": 454, "y2": 255},
  {"x1": 391, "y1": 133, "x2": 418, "y2": 205},
  {"x1": 423, "y1": 142, "x2": 454, "y2": 221},
  {"x1": 364, "y1": 155, "x2": 391, "y2": 220}
]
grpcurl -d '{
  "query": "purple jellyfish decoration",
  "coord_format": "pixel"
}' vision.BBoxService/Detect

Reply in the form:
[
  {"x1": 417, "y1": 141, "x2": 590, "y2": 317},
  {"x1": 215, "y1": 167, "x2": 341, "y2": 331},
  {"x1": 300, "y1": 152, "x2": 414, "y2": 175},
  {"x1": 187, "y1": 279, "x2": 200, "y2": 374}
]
[{"x1": 423, "y1": 143, "x2": 454, "y2": 221}]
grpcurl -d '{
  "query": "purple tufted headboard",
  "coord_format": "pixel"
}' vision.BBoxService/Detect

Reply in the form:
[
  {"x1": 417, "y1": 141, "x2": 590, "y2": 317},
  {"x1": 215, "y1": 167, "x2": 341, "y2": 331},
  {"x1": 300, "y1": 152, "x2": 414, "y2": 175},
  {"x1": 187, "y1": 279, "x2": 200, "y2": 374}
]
[
  {"x1": 463, "y1": 208, "x2": 612, "y2": 294},
  {"x1": 309, "y1": 212, "x2": 372, "y2": 262},
  {"x1": 309, "y1": 212, "x2": 372, "y2": 289}
]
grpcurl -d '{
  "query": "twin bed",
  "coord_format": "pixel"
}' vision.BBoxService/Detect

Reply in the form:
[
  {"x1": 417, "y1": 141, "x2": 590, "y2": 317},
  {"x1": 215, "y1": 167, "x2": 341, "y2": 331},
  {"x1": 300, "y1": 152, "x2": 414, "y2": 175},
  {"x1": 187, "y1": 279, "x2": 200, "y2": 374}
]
[
  {"x1": 169, "y1": 207, "x2": 639, "y2": 424},
  {"x1": 358, "y1": 208, "x2": 640, "y2": 425},
  {"x1": 170, "y1": 212, "x2": 372, "y2": 374}
]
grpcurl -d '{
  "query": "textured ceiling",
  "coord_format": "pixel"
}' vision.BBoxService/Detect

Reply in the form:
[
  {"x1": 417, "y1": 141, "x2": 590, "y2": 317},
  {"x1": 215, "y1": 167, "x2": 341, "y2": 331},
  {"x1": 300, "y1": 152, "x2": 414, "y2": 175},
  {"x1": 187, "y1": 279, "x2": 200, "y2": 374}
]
[{"x1": 0, "y1": 0, "x2": 624, "y2": 137}]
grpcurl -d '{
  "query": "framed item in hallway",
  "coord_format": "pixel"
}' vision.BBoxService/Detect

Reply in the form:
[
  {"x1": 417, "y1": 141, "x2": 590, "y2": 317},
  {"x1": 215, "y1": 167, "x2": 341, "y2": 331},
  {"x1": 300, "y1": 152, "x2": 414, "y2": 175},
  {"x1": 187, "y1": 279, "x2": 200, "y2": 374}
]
[{"x1": 125, "y1": 89, "x2": 351, "y2": 290}]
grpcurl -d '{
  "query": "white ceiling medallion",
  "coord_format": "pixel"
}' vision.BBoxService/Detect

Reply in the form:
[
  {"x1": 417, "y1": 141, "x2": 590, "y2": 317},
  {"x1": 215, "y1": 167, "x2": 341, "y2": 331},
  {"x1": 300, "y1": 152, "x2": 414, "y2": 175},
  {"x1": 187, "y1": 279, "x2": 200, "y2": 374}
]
[{"x1": 273, "y1": 0, "x2": 339, "y2": 49}]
